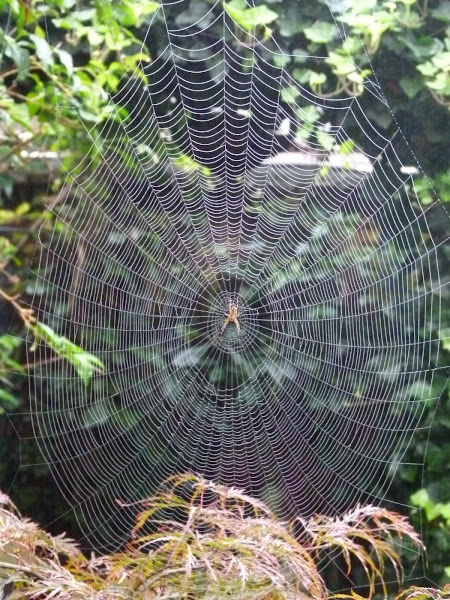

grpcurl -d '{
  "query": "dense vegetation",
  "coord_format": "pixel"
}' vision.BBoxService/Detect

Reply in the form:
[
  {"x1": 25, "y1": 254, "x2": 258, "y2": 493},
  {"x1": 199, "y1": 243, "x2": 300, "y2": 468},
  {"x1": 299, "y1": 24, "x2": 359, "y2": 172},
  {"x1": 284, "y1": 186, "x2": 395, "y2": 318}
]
[
  {"x1": 0, "y1": 474, "x2": 429, "y2": 599},
  {"x1": 0, "y1": 0, "x2": 449, "y2": 593}
]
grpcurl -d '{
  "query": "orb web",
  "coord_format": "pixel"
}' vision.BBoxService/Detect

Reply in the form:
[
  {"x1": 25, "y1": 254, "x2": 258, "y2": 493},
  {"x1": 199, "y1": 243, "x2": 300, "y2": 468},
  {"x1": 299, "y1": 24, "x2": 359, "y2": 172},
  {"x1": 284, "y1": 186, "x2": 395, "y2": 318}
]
[{"x1": 14, "y1": 0, "x2": 449, "y2": 555}]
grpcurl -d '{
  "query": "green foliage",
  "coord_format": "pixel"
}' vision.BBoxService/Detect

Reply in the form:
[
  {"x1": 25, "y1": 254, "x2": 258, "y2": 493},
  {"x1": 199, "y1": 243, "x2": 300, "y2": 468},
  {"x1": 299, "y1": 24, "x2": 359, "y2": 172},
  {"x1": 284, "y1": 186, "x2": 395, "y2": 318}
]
[
  {"x1": 0, "y1": 0, "x2": 156, "y2": 176},
  {"x1": 337, "y1": 0, "x2": 421, "y2": 54},
  {"x1": 411, "y1": 488, "x2": 450, "y2": 524},
  {"x1": 31, "y1": 322, "x2": 105, "y2": 386},
  {"x1": 0, "y1": 334, "x2": 22, "y2": 413},
  {"x1": 410, "y1": 488, "x2": 450, "y2": 578},
  {"x1": 417, "y1": 48, "x2": 450, "y2": 103},
  {"x1": 224, "y1": 0, "x2": 278, "y2": 31}
]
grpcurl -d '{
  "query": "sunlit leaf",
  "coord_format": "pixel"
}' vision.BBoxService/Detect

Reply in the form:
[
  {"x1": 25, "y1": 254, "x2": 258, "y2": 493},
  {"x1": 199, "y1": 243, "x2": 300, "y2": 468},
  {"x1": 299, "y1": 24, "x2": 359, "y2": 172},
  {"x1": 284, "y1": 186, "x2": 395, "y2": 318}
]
[
  {"x1": 29, "y1": 34, "x2": 54, "y2": 69},
  {"x1": 33, "y1": 323, "x2": 105, "y2": 385}
]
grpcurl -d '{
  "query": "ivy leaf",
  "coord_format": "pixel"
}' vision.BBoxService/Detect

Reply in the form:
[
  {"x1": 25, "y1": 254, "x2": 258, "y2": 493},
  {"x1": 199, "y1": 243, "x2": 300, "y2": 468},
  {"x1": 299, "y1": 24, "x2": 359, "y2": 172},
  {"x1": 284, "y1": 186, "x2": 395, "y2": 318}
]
[
  {"x1": 309, "y1": 71, "x2": 327, "y2": 89},
  {"x1": 399, "y1": 76, "x2": 423, "y2": 98},
  {"x1": 278, "y1": 6, "x2": 306, "y2": 37},
  {"x1": 224, "y1": 1, "x2": 278, "y2": 31},
  {"x1": 317, "y1": 129, "x2": 334, "y2": 150},
  {"x1": 411, "y1": 488, "x2": 450, "y2": 524},
  {"x1": 327, "y1": 51, "x2": 356, "y2": 75},
  {"x1": 303, "y1": 21, "x2": 337, "y2": 44},
  {"x1": 432, "y1": 51, "x2": 450, "y2": 70},
  {"x1": 293, "y1": 68, "x2": 312, "y2": 84},
  {"x1": 242, "y1": 4, "x2": 278, "y2": 27},
  {"x1": 417, "y1": 61, "x2": 439, "y2": 77},
  {"x1": 87, "y1": 28, "x2": 104, "y2": 46},
  {"x1": 426, "y1": 72, "x2": 450, "y2": 93}
]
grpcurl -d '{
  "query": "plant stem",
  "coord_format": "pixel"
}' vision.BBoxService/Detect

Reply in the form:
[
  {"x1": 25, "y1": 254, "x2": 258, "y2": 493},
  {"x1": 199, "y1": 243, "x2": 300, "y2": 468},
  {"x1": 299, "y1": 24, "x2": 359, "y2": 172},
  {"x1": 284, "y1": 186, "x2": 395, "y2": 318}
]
[{"x1": 0, "y1": 287, "x2": 35, "y2": 325}]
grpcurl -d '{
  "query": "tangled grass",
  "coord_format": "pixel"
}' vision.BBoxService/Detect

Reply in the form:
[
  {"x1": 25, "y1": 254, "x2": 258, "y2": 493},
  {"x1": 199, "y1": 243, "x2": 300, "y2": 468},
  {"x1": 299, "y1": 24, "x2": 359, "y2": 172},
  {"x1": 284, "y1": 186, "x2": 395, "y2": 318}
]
[{"x1": 0, "y1": 474, "x2": 431, "y2": 599}]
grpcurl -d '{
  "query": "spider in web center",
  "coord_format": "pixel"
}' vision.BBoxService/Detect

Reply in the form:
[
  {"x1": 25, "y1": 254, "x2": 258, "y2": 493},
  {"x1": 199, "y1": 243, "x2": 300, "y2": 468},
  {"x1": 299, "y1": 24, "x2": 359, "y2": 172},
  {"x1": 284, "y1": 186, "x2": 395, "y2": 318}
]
[{"x1": 220, "y1": 302, "x2": 241, "y2": 334}]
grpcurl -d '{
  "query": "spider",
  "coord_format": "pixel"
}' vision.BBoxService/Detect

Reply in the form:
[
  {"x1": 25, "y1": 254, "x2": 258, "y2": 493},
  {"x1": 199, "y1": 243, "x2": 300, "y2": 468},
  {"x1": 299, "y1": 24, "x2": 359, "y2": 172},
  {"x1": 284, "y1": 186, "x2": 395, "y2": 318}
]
[{"x1": 220, "y1": 302, "x2": 241, "y2": 334}]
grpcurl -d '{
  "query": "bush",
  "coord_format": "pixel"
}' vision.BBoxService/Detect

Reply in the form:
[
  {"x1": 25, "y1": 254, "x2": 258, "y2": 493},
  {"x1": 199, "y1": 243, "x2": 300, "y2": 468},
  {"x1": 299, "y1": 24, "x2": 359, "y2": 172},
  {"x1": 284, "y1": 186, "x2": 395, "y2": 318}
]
[{"x1": 0, "y1": 474, "x2": 425, "y2": 600}]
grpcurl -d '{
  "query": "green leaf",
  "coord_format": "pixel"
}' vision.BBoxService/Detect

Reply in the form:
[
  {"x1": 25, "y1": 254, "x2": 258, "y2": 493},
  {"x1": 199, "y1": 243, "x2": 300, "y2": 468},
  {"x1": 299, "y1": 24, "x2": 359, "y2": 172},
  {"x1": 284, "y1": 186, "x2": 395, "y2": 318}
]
[
  {"x1": 417, "y1": 61, "x2": 439, "y2": 77},
  {"x1": 296, "y1": 121, "x2": 314, "y2": 140},
  {"x1": 70, "y1": 8, "x2": 96, "y2": 22},
  {"x1": 347, "y1": 70, "x2": 365, "y2": 84},
  {"x1": 432, "y1": 51, "x2": 450, "y2": 70},
  {"x1": 399, "y1": 76, "x2": 423, "y2": 98},
  {"x1": 243, "y1": 4, "x2": 278, "y2": 26},
  {"x1": 432, "y1": 1, "x2": 450, "y2": 23},
  {"x1": 87, "y1": 28, "x2": 104, "y2": 46},
  {"x1": 281, "y1": 85, "x2": 299, "y2": 104},
  {"x1": 410, "y1": 488, "x2": 430, "y2": 508},
  {"x1": 51, "y1": 18, "x2": 73, "y2": 29},
  {"x1": 426, "y1": 72, "x2": 450, "y2": 93},
  {"x1": 0, "y1": 334, "x2": 22, "y2": 352},
  {"x1": 278, "y1": 3, "x2": 306, "y2": 37},
  {"x1": 309, "y1": 71, "x2": 327, "y2": 89},
  {"x1": 15, "y1": 202, "x2": 30, "y2": 216},
  {"x1": 440, "y1": 327, "x2": 450, "y2": 352},
  {"x1": 0, "y1": 389, "x2": 20, "y2": 410},
  {"x1": 342, "y1": 36, "x2": 364, "y2": 55},
  {"x1": 135, "y1": 0, "x2": 160, "y2": 16},
  {"x1": 0, "y1": 174, "x2": 14, "y2": 199},
  {"x1": 113, "y1": 3, "x2": 137, "y2": 26},
  {"x1": 293, "y1": 68, "x2": 311, "y2": 84},
  {"x1": 55, "y1": 49, "x2": 73, "y2": 76},
  {"x1": 303, "y1": 21, "x2": 337, "y2": 44},
  {"x1": 406, "y1": 36, "x2": 444, "y2": 59},
  {"x1": 4, "y1": 39, "x2": 30, "y2": 81},
  {"x1": 337, "y1": 139, "x2": 355, "y2": 154},
  {"x1": 224, "y1": 0, "x2": 278, "y2": 31},
  {"x1": 317, "y1": 129, "x2": 334, "y2": 150},
  {"x1": 33, "y1": 322, "x2": 105, "y2": 386},
  {"x1": 297, "y1": 104, "x2": 321, "y2": 123},
  {"x1": 326, "y1": 51, "x2": 357, "y2": 76},
  {"x1": 29, "y1": 34, "x2": 54, "y2": 70},
  {"x1": 411, "y1": 488, "x2": 450, "y2": 523},
  {"x1": 272, "y1": 53, "x2": 287, "y2": 67}
]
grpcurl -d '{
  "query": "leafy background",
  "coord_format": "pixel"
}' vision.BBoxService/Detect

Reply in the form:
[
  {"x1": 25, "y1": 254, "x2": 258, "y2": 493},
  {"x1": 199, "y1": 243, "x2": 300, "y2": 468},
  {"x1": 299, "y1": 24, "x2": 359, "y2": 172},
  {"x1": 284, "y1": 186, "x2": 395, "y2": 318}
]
[{"x1": 0, "y1": 0, "x2": 449, "y2": 588}]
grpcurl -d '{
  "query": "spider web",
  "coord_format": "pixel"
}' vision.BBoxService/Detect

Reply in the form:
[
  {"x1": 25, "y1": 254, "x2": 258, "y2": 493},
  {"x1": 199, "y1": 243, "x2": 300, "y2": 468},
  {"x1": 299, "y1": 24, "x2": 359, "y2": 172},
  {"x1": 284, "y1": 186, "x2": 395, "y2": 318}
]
[{"x1": 6, "y1": 0, "x2": 449, "y2": 565}]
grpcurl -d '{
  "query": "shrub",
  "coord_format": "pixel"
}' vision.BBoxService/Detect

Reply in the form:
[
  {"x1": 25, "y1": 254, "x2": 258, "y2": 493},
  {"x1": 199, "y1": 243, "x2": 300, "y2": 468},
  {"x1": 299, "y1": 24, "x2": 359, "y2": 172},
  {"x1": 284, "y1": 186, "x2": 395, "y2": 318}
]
[{"x1": 0, "y1": 474, "x2": 427, "y2": 599}]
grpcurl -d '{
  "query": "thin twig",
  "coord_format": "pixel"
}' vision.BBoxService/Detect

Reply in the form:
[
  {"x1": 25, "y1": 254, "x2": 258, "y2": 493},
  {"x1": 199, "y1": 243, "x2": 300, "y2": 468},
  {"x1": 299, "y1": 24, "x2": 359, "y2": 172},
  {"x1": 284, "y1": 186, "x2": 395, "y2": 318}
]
[
  {"x1": 0, "y1": 265, "x2": 19, "y2": 285},
  {"x1": 0, "y1": 134, "x2": 35, "y2": 165},
  {"x1": 5, "y1": 89, "x2": 83, "y2": 130},
  {"x1": 0, "y1": 287, "x2": 35, "y2": 325},
  {"x1": 21, "y1": 355, "x2": 62, "y2": 370}
]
